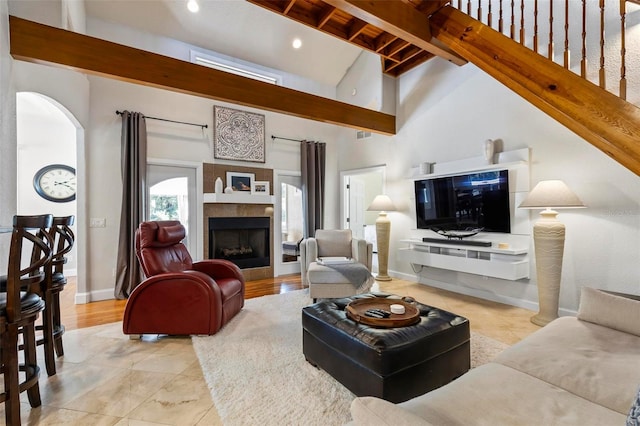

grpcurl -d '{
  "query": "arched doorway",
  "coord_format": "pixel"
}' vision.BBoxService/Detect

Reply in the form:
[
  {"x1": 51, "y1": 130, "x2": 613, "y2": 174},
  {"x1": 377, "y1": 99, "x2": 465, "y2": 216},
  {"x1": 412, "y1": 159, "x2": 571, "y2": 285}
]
[
  {"x1": 274, "y1": 170, "x2": 303, "y2": 276},
  {"x1": 16, "y1": 92, "x2": 84, "y2": 301}
]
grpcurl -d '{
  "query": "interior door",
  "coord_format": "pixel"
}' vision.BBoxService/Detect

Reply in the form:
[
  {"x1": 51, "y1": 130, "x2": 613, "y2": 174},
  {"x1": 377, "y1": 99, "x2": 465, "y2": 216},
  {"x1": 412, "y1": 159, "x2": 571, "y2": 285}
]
[
  {"x1": 348, "y1": 177, "x2": 366, "y2": 239},
  {"x1": 147, "y1": 164, "x2": 198, "y2": 256}
]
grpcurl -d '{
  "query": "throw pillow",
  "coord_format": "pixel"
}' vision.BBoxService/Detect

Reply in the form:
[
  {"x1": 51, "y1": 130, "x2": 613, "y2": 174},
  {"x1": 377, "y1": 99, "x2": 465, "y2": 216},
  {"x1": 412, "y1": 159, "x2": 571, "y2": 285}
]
[
  {"x1": 315, "y1": 229, "x2": 352, "y2": 258},
  {"x1": 577, "y1": 287, "x2": 640, "y2": 337},
  {"x1": 627, "y1": 385, "x2": 640, "y2": 426}
]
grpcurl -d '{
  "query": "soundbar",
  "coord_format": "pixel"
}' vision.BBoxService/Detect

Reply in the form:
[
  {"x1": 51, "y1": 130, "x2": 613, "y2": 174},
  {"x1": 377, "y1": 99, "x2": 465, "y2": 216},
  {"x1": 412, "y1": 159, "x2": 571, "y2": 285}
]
[{"x1": 422, "y1": 237, "x2": 492, "y2": 247}]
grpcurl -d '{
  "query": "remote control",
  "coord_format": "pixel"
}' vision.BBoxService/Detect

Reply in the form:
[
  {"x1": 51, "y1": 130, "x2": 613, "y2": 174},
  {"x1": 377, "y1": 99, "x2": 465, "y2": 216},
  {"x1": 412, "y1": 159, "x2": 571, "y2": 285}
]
[
  {"x1": 364, "y1": 308, "x2": 391, "y2": 318},
  {"x1": 371, "y1": 308, "x2": 391, "y2": 317},
  {"x1": 364, "y1": 309, "x2": 385, "y2": 318}
]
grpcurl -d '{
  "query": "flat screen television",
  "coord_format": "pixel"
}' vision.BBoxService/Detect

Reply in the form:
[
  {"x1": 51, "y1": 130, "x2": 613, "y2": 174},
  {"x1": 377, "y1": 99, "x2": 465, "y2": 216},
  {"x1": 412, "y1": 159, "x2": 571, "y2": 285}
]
[{"x1": 414, "y1": 169, "x2": 511, "y2": 233}]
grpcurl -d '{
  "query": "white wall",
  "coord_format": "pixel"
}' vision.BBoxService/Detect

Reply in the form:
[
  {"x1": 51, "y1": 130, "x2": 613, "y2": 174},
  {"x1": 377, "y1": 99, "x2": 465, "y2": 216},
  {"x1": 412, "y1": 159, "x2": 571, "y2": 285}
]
[
  {"x1": 338, "y1": 57, "x2": 640, "y2": 313},
  {"x1": 0, "y1": 0, "x2": 15, "y2": 271},
  {"x1": 85, "y1": 75, "x2": 341, "y2": 300}
]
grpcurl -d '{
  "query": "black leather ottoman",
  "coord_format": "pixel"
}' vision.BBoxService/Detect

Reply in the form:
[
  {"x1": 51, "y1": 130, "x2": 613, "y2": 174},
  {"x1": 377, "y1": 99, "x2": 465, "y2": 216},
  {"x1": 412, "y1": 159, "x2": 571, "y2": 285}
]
[{"x1": 302, "y1": 293, "x2": 470, "y2": 403}]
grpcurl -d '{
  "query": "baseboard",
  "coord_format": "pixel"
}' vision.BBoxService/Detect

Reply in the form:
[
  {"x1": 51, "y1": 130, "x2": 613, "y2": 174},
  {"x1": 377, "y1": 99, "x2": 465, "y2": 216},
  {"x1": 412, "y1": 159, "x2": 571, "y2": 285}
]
[
  {"x1": 75, "y1": 292, "x2": 90, "y2": 304},
  {"x1": 388, "y1": 269, "x2": 577, "y2": 317},
  {"x1": 75, "y1": 288, "x2": 115, "y2": 304}
]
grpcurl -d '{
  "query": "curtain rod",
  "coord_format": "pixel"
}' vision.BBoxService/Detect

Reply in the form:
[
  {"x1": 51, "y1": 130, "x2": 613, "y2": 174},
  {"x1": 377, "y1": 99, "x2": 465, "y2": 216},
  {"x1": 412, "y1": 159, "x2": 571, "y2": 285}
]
[
  {"x1": 116, "y1": 110, "x2": 208, "y2": 129},
  {"x1": 271, "y1": 135, "x2": 304, "y2": 143}
]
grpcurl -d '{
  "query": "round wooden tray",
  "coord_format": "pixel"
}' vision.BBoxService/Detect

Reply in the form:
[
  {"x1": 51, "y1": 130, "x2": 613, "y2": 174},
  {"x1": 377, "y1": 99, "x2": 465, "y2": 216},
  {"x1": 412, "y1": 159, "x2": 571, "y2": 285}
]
[{"x1": 345, "y1": 298, "x2": 421, "y2": 328}]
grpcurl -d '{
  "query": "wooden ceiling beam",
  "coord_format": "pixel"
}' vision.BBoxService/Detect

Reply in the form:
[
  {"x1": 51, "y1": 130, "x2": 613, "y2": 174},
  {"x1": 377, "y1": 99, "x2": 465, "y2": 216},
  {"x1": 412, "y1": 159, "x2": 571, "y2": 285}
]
[
  {"x1": 283, "y1": 0, "x2": 297, "y2": 15},
  {"x1": 317, "y1": 5, "x2": 337, "y2": 28},
  {"x1": 374, "y1": 33, "x2": 398, "y2": 53},
  {"x1": 321, "y1": 0, "x2": 467, "y2": 65},
  {"x1": 251, "y1": 0, "x2": 284, "y2": 14},
  {"x1": 385, "y1": 46, "x2": 422, "y2": 73},
  {"x1": 429, "y1": 6, "x2": 640, "y2": 176},
  {"x1": 385, "y1": 39, "x2": 411, "y2": 58},
  {"x1": 349, "y1": 34, "x2": 375, "y2": 51},
  {"x1": 347, "y1": 19, "x2": 368, "y2": 41},
  {"x1": 9, "y1": 15, "x2": 395, "y2": 135},
  {"x1": 385, "y1": 51, "x2": 434, "y2": 75}
]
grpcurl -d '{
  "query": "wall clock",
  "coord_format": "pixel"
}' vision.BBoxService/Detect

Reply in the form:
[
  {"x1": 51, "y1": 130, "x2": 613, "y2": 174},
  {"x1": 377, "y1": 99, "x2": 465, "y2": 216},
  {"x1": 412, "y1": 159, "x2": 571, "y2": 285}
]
[{"x1": 33, "y1": 164, "x2": 77, "y2": 203}]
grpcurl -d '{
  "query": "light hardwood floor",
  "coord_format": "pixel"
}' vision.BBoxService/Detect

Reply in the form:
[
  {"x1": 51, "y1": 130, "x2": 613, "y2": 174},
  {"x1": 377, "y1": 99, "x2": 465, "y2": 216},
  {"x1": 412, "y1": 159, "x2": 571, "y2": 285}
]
[
  {"x1": 62, "y1": 275, "x2": 540, "y2": 344},
  {"x1": 10, "y1": 275, "x2": 540, "y2": 425},
  {"x1": 60, "y1": 275, "x2": 306, "y2": 330}
]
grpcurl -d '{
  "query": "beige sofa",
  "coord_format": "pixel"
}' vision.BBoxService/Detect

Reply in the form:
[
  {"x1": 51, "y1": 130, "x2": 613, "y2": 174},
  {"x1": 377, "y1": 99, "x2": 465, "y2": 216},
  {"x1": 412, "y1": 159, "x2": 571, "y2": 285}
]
[{"x1": 350, "y1": 287, "x2": 640, "y2": 425}]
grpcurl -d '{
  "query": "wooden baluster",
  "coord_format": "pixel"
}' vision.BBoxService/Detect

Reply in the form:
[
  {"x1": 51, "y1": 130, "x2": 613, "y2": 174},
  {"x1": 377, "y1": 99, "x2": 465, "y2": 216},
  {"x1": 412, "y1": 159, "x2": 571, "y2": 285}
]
[
  {"x1": 488, "y1": 0, "x2": 493, "y2": 27},
  {"x1": 478, "y1": 0, "x2": 483, "y2": 21},
  {"x1": 458, "y1": 0, "x2": 462, "y2": 10},
  {"x1": 564, "y1": 0, "x2": 570, "y2": 68},
  {"x1": 599, "y1": 0, "x2": 606, "y2": 89},
  {"x1": 510, "y1": 0, "x2": 516, "y2": 39},
  {"x1": 548, "y1": 0, "x2": 554, "y2": 60},
  {"x1": 520, "y1": 0, "x2": 525, "y2": 44},
  {"x1": 620, "y1": 0, "x2": 627, "y2": 99},
  {"x1": 468, "y1": 0, "x2": 472, "y2": 15},
  {"x1": 534, "y1": 0, "x2": 539, "y2": 53},
  {"x1": 581, "y1": 0, "x2": 587, "y2": 78},
  {"x1": 499, "y1": 0, "x2": 504, "y2": 33}
]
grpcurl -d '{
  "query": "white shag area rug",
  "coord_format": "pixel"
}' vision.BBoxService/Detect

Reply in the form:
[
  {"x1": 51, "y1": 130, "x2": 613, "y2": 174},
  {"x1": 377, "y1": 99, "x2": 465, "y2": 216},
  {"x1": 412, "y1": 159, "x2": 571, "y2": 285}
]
[{"x1": 193, "y1": 290, "x2": 508, "y2": 426}]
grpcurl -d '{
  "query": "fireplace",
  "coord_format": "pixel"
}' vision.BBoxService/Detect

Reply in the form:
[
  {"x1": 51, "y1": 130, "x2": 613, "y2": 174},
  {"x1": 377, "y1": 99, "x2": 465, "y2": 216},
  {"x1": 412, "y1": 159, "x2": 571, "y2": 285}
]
[{"x1": 209, "y1": 217, "x2": 270, "y2": 269}]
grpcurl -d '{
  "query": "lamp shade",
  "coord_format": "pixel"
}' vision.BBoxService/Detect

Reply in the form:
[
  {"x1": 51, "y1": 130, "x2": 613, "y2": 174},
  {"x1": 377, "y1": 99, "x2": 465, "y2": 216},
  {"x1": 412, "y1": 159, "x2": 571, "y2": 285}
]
[
  {"x1": 518, "y1": 180, "x2": 585, "y2": 209},
  {"x1": 367, "y1": 195, "x2": 396, "y2": 212}
]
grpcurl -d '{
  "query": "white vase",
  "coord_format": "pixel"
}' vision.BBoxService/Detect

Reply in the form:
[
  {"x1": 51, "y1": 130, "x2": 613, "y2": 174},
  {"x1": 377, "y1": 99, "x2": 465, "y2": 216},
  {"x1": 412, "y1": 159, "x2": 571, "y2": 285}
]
[
  {"x1": 215, "y1": 177, "x2": 223, "y2": 194},
  {"x1": 224, "y1": 186, "x2": 233, "y2": 194},
  {"x1": 483, "y1": 139, "x2": 495, "y2": 164}
]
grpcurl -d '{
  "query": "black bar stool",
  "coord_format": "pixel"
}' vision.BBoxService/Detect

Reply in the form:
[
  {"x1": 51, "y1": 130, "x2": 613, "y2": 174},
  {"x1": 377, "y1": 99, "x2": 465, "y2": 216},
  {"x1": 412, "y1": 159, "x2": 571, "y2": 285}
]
[
  {"x1": 34, "y1": 215, "x2": 75, "y2": 376},
  {"x1": 0, "y1": 214, "x2": 52, "y2": 426}
]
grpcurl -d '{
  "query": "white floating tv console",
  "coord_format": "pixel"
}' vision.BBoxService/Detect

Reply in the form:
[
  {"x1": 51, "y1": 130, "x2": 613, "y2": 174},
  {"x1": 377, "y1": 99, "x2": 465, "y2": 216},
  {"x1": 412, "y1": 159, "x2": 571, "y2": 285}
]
[
  {"x1": 399, "y1": 239, "x2": 530, "y2": 281},
  {"x1": 404, "y1": 147, "x2": 531, "y2": 281}
]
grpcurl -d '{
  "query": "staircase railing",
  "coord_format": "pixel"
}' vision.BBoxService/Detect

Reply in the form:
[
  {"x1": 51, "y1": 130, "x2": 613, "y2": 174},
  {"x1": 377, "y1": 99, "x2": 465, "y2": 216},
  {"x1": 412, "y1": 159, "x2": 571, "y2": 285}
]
[{"x1": 450, "y1": 0, "x2": 639, "y2": 102}]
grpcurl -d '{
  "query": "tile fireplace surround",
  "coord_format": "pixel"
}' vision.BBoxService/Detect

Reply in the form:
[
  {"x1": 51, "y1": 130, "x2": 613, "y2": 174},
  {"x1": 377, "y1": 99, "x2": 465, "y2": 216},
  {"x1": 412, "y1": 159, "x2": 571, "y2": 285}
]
[{"x1": 203, "y1": 163, "x2": 274, "y2": 281}]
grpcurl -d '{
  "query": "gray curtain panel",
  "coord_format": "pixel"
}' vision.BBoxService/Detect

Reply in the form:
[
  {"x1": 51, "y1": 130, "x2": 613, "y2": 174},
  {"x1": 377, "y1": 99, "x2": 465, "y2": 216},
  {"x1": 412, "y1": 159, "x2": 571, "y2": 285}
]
[
  {"x1": 301, "y1": 140, "x2": 326, "y2": 238},
  {"x1": 115, "y1": 111, "x2": 147, "y2": 299}
]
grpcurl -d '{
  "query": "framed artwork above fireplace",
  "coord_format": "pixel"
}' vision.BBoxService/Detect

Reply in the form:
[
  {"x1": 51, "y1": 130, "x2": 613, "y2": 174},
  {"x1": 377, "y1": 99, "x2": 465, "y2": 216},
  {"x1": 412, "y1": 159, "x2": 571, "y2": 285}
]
[{"x1": 214, "y1": 105, "x2": 265, "y2": 163}]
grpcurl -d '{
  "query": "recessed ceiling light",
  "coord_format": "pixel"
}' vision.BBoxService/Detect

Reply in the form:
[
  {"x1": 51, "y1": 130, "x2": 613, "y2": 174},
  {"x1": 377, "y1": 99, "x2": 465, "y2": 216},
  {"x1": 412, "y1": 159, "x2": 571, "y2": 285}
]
[
  {"x1": 292, "y1": 38, "x2": 302, "y2": 49},
  {"x1": 187, "y1": 0, "x2": 199, "y2": 13}
]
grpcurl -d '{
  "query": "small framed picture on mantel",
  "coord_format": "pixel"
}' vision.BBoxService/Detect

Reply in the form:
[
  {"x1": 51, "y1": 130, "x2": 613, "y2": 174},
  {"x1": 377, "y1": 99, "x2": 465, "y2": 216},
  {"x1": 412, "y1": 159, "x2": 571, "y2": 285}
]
[
  {"x1": 252, "y1": 181, "x2": 270, "y2": 195},
  {"x1": 226, "y1": 172, "x2": 254, "y2": 192}
]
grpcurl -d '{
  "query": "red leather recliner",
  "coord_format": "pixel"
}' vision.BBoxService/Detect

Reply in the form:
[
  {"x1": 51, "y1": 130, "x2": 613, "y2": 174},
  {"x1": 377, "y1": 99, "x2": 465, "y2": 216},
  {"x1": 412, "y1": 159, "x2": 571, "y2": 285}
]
[{"x1": 122, "y1": 220, "x2": 245, "y2": 336}]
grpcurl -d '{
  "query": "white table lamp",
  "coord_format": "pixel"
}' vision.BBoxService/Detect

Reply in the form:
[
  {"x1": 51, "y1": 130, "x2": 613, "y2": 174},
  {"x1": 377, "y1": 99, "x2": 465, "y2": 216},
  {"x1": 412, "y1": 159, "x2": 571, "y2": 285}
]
[
  {"x1": 519, "y1": 180, "x2": 585, "y2": 326},
  {"x1": 367, "y1": 195, "x2": 396, "y2": 281}
]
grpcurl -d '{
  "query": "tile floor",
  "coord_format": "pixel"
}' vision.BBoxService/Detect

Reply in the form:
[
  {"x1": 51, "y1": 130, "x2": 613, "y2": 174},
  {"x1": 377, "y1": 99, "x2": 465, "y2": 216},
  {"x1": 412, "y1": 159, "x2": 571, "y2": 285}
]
[{"x1": 3, "y1": 280, "x2": 541, "y2": 425}]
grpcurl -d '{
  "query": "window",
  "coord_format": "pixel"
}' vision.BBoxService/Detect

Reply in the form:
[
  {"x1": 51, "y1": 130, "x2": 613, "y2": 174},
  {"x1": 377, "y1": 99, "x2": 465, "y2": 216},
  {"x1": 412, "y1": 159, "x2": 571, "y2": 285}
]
[{"x1": 191, "y1": 50, "x2": 282, "y2": 85}]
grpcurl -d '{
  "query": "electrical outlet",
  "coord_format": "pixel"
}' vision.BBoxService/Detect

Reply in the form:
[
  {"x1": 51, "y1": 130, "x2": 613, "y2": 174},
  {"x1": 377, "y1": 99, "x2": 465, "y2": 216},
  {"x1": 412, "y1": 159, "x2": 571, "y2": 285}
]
[{"x1": 89, "y1": 218, "x2": 106, "y2": 228}]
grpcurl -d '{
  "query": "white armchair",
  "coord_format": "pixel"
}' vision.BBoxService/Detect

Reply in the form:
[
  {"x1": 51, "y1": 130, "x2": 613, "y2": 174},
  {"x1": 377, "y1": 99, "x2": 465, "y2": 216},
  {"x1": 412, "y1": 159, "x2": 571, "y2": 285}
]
[{"x1": 300, "y1": 229, "x2": 373, "y2": 287}]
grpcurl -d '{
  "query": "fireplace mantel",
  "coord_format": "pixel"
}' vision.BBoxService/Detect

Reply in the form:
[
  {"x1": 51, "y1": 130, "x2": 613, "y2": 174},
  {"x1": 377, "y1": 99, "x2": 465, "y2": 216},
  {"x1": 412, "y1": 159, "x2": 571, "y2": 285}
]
[
  {"x1": 203, "y1": 163, "x2": 275, "y2": 280},
  {"x1": 203, "y1": 193, "x2": 274, "y2": 204}
]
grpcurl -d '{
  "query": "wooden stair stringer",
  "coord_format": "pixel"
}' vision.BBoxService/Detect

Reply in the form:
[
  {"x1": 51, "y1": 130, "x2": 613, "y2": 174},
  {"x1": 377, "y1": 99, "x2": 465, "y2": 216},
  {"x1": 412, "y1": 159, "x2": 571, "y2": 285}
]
[{"x1": 429, "y1": 5, "x2": 640, "y2": 177}]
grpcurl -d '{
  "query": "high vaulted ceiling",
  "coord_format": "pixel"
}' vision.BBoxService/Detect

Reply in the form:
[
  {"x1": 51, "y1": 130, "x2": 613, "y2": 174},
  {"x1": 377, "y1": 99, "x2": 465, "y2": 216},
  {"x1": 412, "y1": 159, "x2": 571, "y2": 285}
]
[
  {"x1": 9, "y1": 0, "x2": 463, "y2": 86},
  {"x1": 79, "y1": 0, "x2": 460, "y2": 85},
  {"x1": 81, "y1": 0, "x2": 363, "y2": 87},
  {"x1": 247, "y1": 0, "x2": 457, "y2": 76}
]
